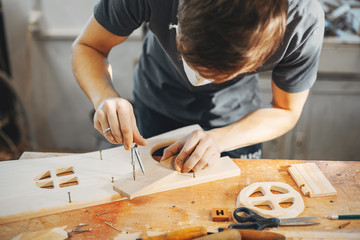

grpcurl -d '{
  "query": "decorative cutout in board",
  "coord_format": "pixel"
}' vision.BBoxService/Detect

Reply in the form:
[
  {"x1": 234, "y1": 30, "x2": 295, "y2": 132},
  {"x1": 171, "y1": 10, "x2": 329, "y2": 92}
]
[{"x1": 34, "y1": 166, "x2": 78, "y2": 189}]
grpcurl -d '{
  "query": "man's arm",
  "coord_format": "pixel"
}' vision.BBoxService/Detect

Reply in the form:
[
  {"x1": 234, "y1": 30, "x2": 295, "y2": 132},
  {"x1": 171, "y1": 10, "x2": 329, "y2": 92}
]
[
  {"x1": 163, "y1": 80, "x2": 309, "y2": 172},
  {"x1": 72, "y1": 16, "x2": 147, "y2": 150},
  {"x1": 72, "y1": 17, "x2": 129, "y2": 108},
  {"x1": 209, "y1": 80, "x2": 309, "y2": 152}
]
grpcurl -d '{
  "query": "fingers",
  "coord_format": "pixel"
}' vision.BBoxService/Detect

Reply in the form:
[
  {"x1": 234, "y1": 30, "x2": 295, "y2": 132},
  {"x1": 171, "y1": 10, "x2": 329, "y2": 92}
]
[
  {"x1": 108, "y1": 107, "x2": 124, "y2": 144},
  {"x1": 93, "y1": 98, "x2": 146, "y2": 149},
  {"x1": 192, "y1": 149, "x2": 218, "y2": 172},
  {"x1": 132, "y1": 114, "x2": 148, "y2": 146},
  {"x1": 162, "y1": 141, "x2": 186, "y2": 170},
  {"x1": 94, "y1": 108, "x2": 117, "y2": 144},
  {"x1": 201, "y1": 156, "x2": 217, "y2": 170},
  {"x1": 173, "y1": 130, "x2": 220, "y2": 173},
  {"x1": 116, "y1": 104, "x2": 133, "y2": 150},
  {"x1": 173, "y1": 137, "x2": 197, "y2": 173},
  {"x1": 180, "y1": 137, "x2": 207, "y2": 173}
]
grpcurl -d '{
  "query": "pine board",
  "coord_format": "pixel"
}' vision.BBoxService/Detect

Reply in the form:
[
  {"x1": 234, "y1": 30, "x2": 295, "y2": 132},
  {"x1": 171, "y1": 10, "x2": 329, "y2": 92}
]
[
  {"x1": 0, "y1": 125, "x2": 241, "y2": 224},
  {"x1": 288, "y1": 162, "x2": 337, "y2": 197},
  {"x1": 114, "y1": 156, "x2": 240, "y2": 199}
]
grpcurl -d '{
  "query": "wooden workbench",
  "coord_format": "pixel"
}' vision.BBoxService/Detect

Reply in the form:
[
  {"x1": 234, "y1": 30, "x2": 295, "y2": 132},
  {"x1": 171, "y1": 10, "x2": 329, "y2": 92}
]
[{"x1": 0, "y1": 153, "x2": 359, "y2": 240}]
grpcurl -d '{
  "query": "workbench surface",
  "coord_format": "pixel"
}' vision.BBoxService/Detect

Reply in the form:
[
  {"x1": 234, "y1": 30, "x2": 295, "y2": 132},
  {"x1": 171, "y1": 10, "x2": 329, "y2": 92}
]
[{"x1": 0, "y1": 153, "x2": 359, "y2": 240}]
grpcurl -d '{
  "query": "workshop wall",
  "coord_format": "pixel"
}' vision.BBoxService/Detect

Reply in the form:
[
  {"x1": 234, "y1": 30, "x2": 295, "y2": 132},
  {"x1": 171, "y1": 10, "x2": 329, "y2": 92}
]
[
  {"x1": 2, "y1": 0, "x2": 142, "y2": 152},
  {"x1": 260, "y1": 0, "x2": 360, "y2": 161}
]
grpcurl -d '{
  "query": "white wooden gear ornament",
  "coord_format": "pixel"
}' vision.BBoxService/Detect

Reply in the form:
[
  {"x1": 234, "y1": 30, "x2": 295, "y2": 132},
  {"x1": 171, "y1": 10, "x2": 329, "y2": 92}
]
[{"x1": 236, "y1": 182, "x2": 304, "y2": 218}]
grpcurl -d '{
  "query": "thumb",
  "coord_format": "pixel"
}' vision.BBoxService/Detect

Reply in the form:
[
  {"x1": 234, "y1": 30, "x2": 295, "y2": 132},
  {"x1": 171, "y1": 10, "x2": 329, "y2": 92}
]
[
  {"x1": 161, "y1": 141, "x2": 182, "y2": 162},
  {"x1": 162, "y1": 142, "x2": 185, "y2": 172}
]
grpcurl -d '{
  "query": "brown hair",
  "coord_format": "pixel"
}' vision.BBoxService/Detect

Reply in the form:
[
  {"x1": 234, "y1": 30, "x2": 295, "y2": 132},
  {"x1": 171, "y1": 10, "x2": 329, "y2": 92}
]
[{"x1": 177, "y1": 0, "x2": 288, "y2": 82}]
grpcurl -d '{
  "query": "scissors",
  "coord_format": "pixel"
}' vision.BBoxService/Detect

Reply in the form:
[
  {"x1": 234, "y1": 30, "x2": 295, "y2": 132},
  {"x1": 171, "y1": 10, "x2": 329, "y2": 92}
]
[
  {"x1": 131, "y1": 144, "x2": 145, "y2": 180},
  {"x1": 228, "y1": 207, "x2": 319, "y2": 230}
]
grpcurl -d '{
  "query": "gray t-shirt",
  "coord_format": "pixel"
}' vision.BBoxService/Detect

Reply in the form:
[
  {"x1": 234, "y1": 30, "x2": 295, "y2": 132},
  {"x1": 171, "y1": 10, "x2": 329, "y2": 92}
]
[{"x1": 94, "y1": 0, "x2": 324, "y2": 127}]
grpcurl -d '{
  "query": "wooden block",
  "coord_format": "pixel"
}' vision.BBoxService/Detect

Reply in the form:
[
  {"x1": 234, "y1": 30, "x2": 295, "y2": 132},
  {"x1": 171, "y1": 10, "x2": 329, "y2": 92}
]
[
  {"x1": 113, "y1": 157, "x2": 177, "y2": 199},
  {"x1": 114, "y1": 156, "x2": 240, "y2": 199},
  {"x1": 212, "y1": 208, "x2": 230, "y2": 222},
  {"x1": 288, "y1": 163, "x2": 337, "y2": 198}
]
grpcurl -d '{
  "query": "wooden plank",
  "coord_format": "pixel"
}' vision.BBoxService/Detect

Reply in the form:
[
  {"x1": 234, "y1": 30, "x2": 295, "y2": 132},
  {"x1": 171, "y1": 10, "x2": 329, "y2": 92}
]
[
  {"x1": 0, "y1": 126, "x2": 200, "y2": 224},
  {"x1": 114, "y1": 156, "x2": 240, "y2": 199},
  {"x1": 288, "y1": 163, "x2": 337, "y2": 197},
  {"x1": 0, "y1": 125, "x2": 241, "y2": 224},
  {"x1": 113, "y1": 157, "x2": 177, "y2": 199}
]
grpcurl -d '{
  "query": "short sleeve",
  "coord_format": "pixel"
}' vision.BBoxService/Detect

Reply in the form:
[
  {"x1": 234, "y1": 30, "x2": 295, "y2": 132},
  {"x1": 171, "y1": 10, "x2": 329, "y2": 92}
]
[
  {"x1": 94, "y1": 0, "x2": 151, "y2": 36},
  {"x1": 272, "y1": 7, "x2": 325, "y2": 93}
]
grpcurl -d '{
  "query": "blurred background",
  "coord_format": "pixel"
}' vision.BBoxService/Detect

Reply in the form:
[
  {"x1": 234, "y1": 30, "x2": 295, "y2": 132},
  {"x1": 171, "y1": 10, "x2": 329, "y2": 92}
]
[{"x1": 0, "y1": 0, "x2": 359, "y2": 161}]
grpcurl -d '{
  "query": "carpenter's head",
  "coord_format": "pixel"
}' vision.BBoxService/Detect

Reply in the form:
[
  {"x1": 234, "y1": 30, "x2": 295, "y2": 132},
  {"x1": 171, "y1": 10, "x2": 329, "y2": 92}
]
[{"x1": 176, "y1": 0, "x2": 288, "y2": 83}]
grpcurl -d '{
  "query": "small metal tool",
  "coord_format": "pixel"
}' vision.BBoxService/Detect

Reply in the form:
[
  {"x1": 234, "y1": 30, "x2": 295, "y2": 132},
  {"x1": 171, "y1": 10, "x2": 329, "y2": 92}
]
[
  {"x1": 72, "y1": 223, "x2": 88, "y2": 232},
  {"x1": 131, "y1": 147, "x2": 136, "y2": 180},
  {"x1": 68, "y1": 223, "x2": 92, "y2": 236},
  {"x1": 105, "y1": 221, "x2": 121, "y2": 232},
  {"x1": 131, "y1": 144, "x2": 145, "y2": 180}
]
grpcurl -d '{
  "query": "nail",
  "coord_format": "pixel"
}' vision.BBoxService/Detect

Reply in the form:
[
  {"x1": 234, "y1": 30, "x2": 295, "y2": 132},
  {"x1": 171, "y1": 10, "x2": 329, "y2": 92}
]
[
  {"x1": 96, "y1": 211, "x2": 108, "y2": 216},
  {"x1": 105, "y1": 222, "x2": 121, "y2": 232},
  {"x1": 339, "y1": 222, "x2": 350, "y2": 229}
]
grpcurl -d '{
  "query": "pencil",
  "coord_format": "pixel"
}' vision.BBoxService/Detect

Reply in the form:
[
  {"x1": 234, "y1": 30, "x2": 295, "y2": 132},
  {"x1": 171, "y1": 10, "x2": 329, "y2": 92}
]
[{"x1": 327, "y1": 214, "x2": 360, "y2": 220}]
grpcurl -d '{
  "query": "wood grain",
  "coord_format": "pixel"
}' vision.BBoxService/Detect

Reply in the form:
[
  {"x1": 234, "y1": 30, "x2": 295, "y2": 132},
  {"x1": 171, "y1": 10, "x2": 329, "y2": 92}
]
[
  {"x1": 0, "y1": 158, "x2": 359, "y2": 240},
  {"x1": 236, "y1": 182, "x2": 305, "y2": 218},
  {"x1": 0, "y1": 126, "x2": 203, "y2": 224},
  {"x1": 113, "y1": 157, "x2": 178, "y2": 199},
  {"x1": 288, "y1": 163, "x2": 337, "y2": 197},
  {"x1": 0, "y1": 125, "x2": 240, "y2": 224},
  {"x1": 113, "y1": 155, "x2": 240, "y2": 199}
]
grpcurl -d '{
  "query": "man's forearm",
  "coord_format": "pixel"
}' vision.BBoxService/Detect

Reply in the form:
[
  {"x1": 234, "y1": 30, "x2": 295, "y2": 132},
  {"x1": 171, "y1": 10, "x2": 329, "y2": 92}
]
[{"x1": 208, "y1": 106, "x2": 300, "y2": 152}]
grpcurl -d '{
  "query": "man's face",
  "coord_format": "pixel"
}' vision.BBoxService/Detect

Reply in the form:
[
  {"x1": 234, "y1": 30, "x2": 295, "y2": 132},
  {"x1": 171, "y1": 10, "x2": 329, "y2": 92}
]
[
  {"x1": 175, "y1": 24, "x2": 254, "y2": 84},
  {"x1": 183, "y1": 58, "x2": 253, "y2": 84}
]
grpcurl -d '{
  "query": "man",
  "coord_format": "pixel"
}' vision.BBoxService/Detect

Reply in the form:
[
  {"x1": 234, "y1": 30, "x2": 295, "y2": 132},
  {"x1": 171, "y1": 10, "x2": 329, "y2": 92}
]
[{"x1": 72, "y1": 0, "x2": 324, "y2": 173}]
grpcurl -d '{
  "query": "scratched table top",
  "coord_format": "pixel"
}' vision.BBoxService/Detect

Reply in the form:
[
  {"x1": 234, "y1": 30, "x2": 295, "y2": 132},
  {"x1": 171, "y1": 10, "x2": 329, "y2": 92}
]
[{"x1": 0, "y1": 152, "x2": 359, "y2": 240}]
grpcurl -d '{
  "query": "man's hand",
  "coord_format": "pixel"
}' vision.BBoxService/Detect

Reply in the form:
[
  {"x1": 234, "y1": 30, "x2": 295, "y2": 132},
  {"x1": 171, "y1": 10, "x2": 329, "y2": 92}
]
[
  {"x1": 93, "y1": 97, "x2": 147, "y2": 150},
  {"x1": 161, "y1": 130, "x2": 221, "y2": 173}
]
